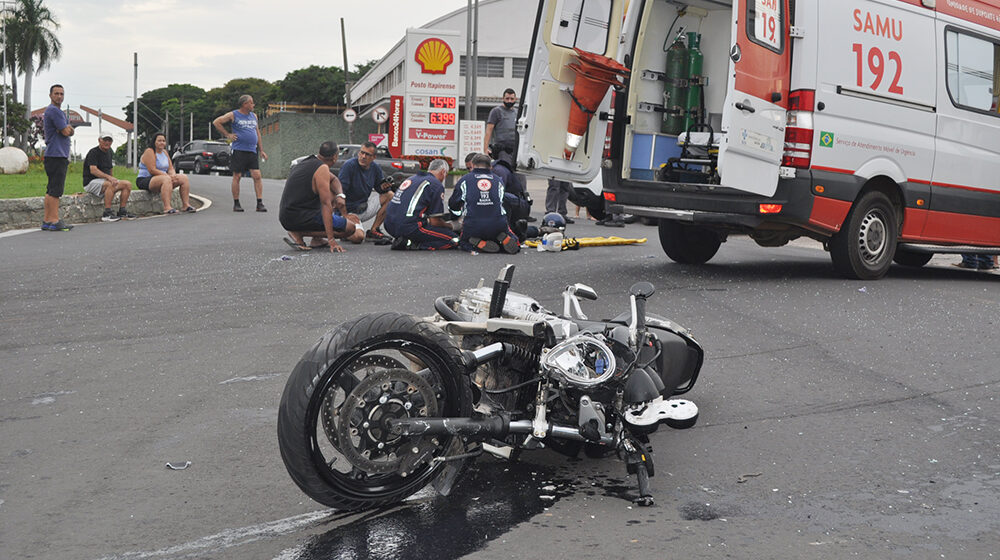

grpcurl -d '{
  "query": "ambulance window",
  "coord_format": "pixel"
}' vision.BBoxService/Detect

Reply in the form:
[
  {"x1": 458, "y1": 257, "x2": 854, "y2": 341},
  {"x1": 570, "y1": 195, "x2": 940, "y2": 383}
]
[
  {"x1": 945, "y1": 30, "x2": 1000, "y2": 115},
  {"x1": 550, "y1": 0, "x2": 614, "y2": 55},
  {"x1": 747, "y1": 0, "x2": 784, "y2": 54}
]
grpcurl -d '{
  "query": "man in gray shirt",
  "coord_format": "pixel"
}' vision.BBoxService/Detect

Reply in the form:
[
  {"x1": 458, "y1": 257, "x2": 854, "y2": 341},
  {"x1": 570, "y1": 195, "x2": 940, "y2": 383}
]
[{"x1": 484, "y1": 88, "x2": 518, "y2": 157}]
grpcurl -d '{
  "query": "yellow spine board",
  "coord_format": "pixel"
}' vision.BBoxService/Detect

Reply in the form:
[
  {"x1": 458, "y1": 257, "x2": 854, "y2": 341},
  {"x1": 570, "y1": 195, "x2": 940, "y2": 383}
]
[{"x1": 524, "y1": 236, "x2": 648, "y2": 249}]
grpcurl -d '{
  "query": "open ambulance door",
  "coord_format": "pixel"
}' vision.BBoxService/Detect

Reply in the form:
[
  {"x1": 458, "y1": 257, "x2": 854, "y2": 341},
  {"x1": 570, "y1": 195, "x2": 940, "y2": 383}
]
[
  {"x1": 516, "y1": 0, "x2": 627, "y2": 183},
  {"x1": 717, "y1": 0, "x2": 791, "y2": 197}
]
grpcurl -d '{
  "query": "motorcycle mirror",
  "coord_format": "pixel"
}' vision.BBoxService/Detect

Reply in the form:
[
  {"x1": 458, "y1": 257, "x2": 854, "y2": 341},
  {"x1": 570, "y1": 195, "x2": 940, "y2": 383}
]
[
  {"x1": 570, "y1": 283, "x2": 598, "y2": 301},
  {"x1": 629, "y1": 282, "x2": 655, "y2": 299}
]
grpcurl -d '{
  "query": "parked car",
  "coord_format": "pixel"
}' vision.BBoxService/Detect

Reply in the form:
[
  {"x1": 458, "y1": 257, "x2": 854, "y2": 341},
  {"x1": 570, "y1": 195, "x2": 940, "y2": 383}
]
[
  {"x1": 289, "y1": 144, "x2": 420, "y2": 178},
  {"x1": 172, "y1": 141, "x2": 232, "y2": 175}
]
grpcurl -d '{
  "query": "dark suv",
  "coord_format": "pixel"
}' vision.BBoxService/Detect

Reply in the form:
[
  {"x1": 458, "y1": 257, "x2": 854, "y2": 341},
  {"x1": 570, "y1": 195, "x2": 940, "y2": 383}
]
[{"x1": 172, "y1": 141, "x2": 232, "y2": 175}]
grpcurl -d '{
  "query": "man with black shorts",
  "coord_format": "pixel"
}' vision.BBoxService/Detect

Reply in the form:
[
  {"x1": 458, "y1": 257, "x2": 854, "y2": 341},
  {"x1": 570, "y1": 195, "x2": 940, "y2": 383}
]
[
  {"x1": 279, "y1": 141, "x2": 358, "y2": 253},
  {"x1": 41, "y1": 84, "x2": 74, "y2": 231},
  {"x1": 338, "y1": 141, "x2": 394, "y2": 245},
  {"x1": 213, "y1": 94, "x2": 267, "y2": 212},
  {"x1": 84, "y1": 134, "x2": 136, "y2": 222},
  {"x1": 384, "y1": 158, "x2": 459, "y2": 251}
]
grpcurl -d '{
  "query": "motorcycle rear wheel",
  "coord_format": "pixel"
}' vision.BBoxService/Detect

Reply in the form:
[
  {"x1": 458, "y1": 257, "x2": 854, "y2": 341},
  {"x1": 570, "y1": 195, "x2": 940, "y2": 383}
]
[{"x1": 277, "y1": 312, "x2": 472, "y2": 510}]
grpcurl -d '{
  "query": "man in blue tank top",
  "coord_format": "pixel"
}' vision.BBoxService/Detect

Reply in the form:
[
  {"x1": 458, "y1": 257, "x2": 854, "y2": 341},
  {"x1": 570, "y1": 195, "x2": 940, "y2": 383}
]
[{"x1": 213, "y1": 95, "x2": 267, "y2": 212}]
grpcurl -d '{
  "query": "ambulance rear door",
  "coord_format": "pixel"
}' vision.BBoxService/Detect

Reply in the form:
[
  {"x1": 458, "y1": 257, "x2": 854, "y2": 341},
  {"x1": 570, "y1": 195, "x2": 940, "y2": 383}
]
[
  {"x1": 516, "y1": 0, "x2": 628, "y2": 183},
  {"x1": 717, "y1": 0, "x2": 792, "y2": 197}
]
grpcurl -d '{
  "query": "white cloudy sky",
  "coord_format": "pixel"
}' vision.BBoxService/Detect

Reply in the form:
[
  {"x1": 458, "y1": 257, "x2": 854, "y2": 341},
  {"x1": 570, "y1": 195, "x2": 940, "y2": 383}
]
[{"x1": 13, "y1": 0, "x2": 471, "y2": 153}]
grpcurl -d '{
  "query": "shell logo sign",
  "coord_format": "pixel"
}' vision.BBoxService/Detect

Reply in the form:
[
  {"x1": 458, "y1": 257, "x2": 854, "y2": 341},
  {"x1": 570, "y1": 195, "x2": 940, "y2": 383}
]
[{"x1": 414, "y1": 38, "x2": 454, "y2": 75}]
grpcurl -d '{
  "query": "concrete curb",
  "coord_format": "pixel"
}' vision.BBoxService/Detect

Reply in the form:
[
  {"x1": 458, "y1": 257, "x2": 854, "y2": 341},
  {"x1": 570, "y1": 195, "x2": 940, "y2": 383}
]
[
  {"x1": 0, "y1": 190, "x2": 210, "y2": 232},
  {"x1": 0, "y1": 192, "x2": 212, "y2": 238}
]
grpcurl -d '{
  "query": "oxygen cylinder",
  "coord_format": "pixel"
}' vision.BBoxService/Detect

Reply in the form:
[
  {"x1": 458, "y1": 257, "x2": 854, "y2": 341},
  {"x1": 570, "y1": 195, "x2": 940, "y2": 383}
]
[
  {"x1": 662, "y1": 36, "x2": 688, "y2": 135},
  {"x1": 683, "y1": 32, "x2": 704, "y2": 133}
]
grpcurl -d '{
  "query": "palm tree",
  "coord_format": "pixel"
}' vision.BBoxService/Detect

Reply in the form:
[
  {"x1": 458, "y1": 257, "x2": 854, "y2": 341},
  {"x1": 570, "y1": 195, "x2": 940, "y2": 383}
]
[{"x1": 11, "y1": 0, "x2": 61, "y2": 119}]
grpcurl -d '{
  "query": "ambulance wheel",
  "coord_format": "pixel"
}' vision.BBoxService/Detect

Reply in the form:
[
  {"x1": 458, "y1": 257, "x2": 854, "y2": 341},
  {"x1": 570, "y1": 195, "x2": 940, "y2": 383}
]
[
  {"x1": 658, "y1": 221, "x2": 721, "y2": 264},
  {"x1": 830, "y1": 190, "x2": 898, "y2": 280},
  {"x1": 892, "y1": 249, "x2": 933, "y2": 268}
]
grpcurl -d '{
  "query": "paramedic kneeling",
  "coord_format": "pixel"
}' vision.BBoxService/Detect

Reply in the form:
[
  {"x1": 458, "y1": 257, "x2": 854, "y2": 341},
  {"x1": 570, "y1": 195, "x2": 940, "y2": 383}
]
[
  {"x1": 448, "y1": 153, "x2": 520, "y2": 254},
  {"x1": 384, "y1": 158, "x2": 459, "y2": 251},
  {"x1": 278, "y1": 141, "x2": 357, "y2": 253}
]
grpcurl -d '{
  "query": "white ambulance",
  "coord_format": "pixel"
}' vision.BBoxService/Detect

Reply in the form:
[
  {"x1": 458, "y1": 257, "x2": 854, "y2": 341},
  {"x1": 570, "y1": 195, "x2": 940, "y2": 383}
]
[{"x1": 517, "y1": 0, "x2": 1000, "y2": 279}]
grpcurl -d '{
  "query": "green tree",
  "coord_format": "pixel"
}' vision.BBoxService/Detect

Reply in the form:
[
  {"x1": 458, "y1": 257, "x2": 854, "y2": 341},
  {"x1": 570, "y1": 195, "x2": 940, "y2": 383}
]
[
  {"x1": 10, "y1": 0, "x2": 61, "y2": 121},
  {"x1": 2, "y1": 87, "x2": 30, "y2": 142},
  {"x1": 122, "y1": 83, "x2": 207, "y2": 147},
  {"x1": 205, "y1": 78, "x2": 276, "y2": 118},
  {"x1": 352, "y1": 59, "x2": 378, "y2": 81},
  {"x1": 277, "y1": 65, "x2": 343, "y2": 106}
]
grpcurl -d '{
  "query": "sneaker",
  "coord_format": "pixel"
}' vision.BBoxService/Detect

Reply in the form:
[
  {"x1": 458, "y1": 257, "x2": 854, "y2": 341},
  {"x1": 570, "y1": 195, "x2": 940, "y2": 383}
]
[
  {"x1": 366, "y1": 228, "x2": 393, "y2": 246},
  {"x1": 256, "y1": 202, "x2": 267, "y2": 212},
  {"x1": 41, "y1": 221, "x2": 53, "y2": 231},
  {"x1": 469, "y1": 237, "x2": 501, "y2": 253},
  {"x1": 390, "y1": 237, "x2": 412, "y2": 251},
  {"x1": 563, "y1": 216, "x2": 576, "y2": 224},
  {"x1": 497, "y1": 232, "x2": 520, "y2": 254},
  {"x1": 233, "y1": 202, "x2": 245, "y2": 212},
  {"x1": 47, "y1": 220, "x2": 73, "y2": 231},
  {"x1": 102, "y1": 209, "x2": 121, "y2": 222},
  {"x1": 117, "y1": 208, "x2": 137, "y2": 220}
]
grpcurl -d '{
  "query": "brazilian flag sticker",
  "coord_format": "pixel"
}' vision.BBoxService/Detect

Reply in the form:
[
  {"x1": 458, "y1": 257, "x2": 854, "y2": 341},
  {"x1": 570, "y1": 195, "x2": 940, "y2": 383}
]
[{"x1": 819, "y1": 131, "x2": 834, "y2": 148}]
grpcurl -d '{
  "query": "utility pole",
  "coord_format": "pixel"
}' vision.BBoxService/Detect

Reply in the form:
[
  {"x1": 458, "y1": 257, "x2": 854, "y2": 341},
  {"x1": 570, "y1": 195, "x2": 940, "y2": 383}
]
[
  {"x1": 1, "y1": 0, "x2": 14, "y2": 147},
  {"x1": 471, "y1": 0, "x2": 480, "y2": 119},
  {"x1": 341, "y1": 17, "x2": 353, "y2": 144},
  {"x1": 164, "y1": 110, "x2": 169, "y2": 146},
  {"x1": 179, "y1": 96, "x2": 184, "y2": 146},
  {"x1": 465, "y1": 0, "x2": 473, "y2": 120},
  {"x1": 190, "y1": 112, "x2": 193, "y2": 143},
  {"x1": 132, "y1": 53, "x2": 138, "y2": 167}
]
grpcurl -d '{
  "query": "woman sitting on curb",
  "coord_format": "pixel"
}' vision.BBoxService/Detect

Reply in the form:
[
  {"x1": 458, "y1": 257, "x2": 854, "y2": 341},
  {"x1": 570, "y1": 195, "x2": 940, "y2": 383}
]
[{"x1": 137, "y1": 132, "x2": 195, "y2": 214}]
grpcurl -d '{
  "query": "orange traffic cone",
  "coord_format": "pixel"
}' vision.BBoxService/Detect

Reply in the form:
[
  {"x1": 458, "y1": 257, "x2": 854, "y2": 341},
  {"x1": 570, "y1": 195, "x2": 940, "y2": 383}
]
[{"x1": 564, "y1": 48, "x2": 630, "y2": 159}]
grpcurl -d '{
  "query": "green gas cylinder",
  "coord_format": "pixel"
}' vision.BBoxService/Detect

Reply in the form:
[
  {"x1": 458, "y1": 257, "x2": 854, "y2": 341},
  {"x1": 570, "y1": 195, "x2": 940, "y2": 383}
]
[
  {"x1": 662, "y1": 36, "x2": 688, "y2": 135},
  {"x1": 683, "y1": 32, "x2": 704, "y2": 133}
]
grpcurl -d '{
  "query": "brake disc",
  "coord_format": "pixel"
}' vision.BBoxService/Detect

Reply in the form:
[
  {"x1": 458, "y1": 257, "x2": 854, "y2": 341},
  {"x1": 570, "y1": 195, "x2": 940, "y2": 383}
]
[
  {"x1": 334, "y1": 368, "x2": 439, "y2": 474},
  {"x1": 320, "y1": 355, "x2": 406, "y2": 445}
]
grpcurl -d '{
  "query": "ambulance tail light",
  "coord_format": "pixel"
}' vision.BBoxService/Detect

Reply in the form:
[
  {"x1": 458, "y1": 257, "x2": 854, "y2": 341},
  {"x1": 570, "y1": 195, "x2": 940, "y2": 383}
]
[{"x1": 782, "y1": 89, "x2": 815, "y2": 169}]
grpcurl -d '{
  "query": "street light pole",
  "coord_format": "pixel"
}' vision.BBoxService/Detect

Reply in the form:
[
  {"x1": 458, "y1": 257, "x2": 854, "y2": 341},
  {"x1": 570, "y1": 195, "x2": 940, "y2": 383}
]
[{"x1": 1, "y1": 0, "x2": 14, "y2": 148}]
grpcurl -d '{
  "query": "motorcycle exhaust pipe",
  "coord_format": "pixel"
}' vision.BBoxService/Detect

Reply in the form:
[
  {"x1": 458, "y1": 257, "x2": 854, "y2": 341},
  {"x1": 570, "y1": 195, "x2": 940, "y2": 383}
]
[{"x1": 389, "y1": 417, "x2": 614, "y2": 445}]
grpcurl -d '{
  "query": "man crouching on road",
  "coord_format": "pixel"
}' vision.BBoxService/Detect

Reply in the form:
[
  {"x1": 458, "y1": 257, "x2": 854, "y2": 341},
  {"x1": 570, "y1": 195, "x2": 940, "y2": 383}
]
[
  {"x1": 84, "y1": 134, "x2": 136, "y2": 221},
  {"x1": 384, "y1": 158, "x2": 459, "y2": 251},
  {"x1": 278, "y1": 141, "x2": 358, "y2": 253}
]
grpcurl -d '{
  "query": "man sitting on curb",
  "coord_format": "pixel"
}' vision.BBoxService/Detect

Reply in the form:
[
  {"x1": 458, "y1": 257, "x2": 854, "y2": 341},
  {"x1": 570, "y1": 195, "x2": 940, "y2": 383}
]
[
  {"x1": 384, "y1": 158, "x2": 459, "y2": 251},
  {"x1": 83, "y1": 134, "x2": 135, "y2": 221},
  {"x1": 278, "y1": 141, "x2": 358, "y2": 253}
]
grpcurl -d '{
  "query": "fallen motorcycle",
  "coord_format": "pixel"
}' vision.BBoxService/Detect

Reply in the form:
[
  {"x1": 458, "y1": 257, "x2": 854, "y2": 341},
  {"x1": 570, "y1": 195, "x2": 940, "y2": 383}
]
[{"x1": 277, "y1": 265, "x2": 703, "y2": 509}]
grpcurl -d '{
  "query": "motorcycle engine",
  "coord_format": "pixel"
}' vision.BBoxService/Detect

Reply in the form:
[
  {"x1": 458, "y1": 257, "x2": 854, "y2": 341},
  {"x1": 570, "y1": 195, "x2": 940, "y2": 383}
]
[{"x1": 454, "y1": 287, "x2": 576, "y2": 340}]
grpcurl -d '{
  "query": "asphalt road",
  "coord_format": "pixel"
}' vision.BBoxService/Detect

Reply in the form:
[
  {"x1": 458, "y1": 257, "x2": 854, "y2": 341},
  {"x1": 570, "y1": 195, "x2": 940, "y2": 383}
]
[{"x1": 1, "y1": 174, "x2": 998, "y2": 560}]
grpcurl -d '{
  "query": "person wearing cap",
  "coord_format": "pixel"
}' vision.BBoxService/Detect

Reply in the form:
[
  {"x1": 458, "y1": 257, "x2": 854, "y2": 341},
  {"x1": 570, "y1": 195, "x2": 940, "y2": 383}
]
[{"x1": 83, "y1": 134, "x2": 135, "y2": 222}]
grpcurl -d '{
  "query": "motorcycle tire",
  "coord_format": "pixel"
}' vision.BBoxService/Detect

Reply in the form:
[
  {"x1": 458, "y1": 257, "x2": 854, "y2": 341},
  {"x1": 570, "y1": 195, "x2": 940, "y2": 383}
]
[{"x1": 277, "y1": 312, "x2": 473, "y2": 511}]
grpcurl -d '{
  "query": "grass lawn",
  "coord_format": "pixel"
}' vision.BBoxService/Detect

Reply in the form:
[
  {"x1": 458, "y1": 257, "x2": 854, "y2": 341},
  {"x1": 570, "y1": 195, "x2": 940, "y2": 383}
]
[{"x1": 0, "y1": 161, "x2": 139, "y2": 199}]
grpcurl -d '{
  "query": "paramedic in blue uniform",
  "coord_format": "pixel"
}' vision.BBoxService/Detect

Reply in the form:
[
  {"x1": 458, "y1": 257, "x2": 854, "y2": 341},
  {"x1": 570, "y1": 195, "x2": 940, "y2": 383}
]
[
  {"x1": 448, "y1": 153, "x2": 520, "y2": 254},
  {"x1": 214, "y1": 94, "x2": 267, "y2": 212},
  {"x1": 488, "y1": 150, "x2": 532, "y2": 240},
  {"x1": 384, "y1": 159, "x2": 458, "y2": 251}
]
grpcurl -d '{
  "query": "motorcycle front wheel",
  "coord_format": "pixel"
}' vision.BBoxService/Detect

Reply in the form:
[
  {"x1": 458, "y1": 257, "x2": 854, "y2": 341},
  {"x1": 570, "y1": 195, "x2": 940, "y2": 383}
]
[{"x1": 277, "y1": 312, "x2": 472, "y2": 510}]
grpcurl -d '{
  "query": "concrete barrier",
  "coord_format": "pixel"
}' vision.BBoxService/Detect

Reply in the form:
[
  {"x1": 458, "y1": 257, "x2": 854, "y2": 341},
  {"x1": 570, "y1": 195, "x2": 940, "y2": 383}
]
[{"x1": 0, "y1": 190, "x2": 195, "y2": 232}]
